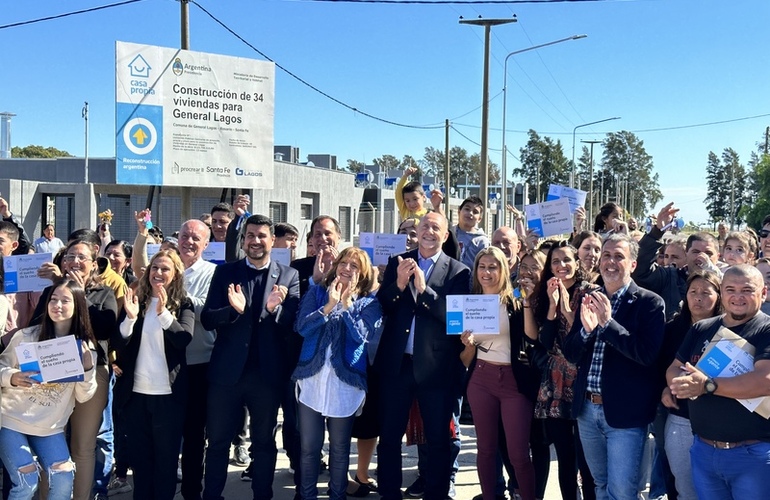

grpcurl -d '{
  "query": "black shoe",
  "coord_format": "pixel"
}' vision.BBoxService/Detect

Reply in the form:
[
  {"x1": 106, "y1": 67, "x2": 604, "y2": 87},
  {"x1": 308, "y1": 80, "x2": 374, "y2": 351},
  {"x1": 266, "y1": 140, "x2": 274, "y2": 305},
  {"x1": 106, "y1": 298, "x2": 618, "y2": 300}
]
[
  {"x1": 472, "y1": 494, "x2": 507, "y2": 500},
  {"x1": 347, "y1": 475, "x2": 378, "y2": 497},
  {"x1": 404, "y1": 476, "x2": 425, "y2": 498},
  {"x1": 240, "y1": 462, "x2": 253, "y2": 482}
]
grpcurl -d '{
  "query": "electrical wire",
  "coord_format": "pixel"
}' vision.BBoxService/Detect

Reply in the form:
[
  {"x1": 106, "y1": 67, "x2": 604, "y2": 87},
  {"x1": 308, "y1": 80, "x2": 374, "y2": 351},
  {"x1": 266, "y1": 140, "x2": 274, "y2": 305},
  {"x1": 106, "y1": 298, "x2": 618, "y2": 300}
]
[
  {"x1": 453, "y1": 111, "x2": 770, "y2": 136},
  {"x1": 191, "y1": 0, "x2": 445, "y2": 130},
  {"x1": 292, "y1": 0, "x2": 610, "y2": 4},
  {"x1": 450, "y1": 124, "x2": 521, "y2": 162},
  {"x1": 0, "y1": 0, "x2": 147, "y2": 30},
  {"x1": 516, "y1": 20, "x2": 589, "y2": 128}
]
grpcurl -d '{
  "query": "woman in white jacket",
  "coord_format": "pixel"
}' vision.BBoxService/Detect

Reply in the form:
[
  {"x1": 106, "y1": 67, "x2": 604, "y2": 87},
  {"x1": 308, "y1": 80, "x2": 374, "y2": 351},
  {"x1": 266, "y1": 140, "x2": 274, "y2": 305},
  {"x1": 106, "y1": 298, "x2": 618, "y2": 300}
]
[{"x1": 0, "y1": 278, "x2": 97, "y2": 500}]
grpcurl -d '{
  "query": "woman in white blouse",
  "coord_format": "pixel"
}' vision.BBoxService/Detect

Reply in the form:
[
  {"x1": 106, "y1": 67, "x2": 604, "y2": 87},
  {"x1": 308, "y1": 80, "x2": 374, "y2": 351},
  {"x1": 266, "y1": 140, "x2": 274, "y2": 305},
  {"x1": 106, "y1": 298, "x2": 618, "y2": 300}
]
[{"x1": 112, "y1": 250, "x2": 194, "y2": 500}]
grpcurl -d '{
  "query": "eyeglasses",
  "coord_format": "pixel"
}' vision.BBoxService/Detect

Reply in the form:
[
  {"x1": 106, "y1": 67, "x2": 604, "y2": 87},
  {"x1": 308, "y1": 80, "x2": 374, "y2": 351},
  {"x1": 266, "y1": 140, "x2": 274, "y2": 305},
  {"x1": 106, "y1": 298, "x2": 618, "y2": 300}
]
[
  {"x1": 63, "y1": 254, "x2": 93, "y2": 263},
  {"x1": 519, "y1": 264, "x2": 542, "y2": 273},
  {"x1": 759, "y1": 229, "x2": 770, "y2": 239}
]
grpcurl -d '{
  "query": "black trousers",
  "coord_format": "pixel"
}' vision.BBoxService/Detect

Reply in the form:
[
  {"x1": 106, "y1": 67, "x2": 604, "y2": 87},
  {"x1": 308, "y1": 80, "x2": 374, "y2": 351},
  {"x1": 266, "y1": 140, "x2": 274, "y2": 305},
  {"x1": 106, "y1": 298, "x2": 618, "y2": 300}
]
[
  {"x1": 377, "y1": 357, "x2": 456, "y2": 500},
  {"x1": 124, "y1": 392, "x2": 185, "y2": 500},
  {"x1": 181, "y1": 363, "x2": 209, "y2": 500},
  {"x1": 203, "y1": 368, "x2": 282, "y2": 500}
]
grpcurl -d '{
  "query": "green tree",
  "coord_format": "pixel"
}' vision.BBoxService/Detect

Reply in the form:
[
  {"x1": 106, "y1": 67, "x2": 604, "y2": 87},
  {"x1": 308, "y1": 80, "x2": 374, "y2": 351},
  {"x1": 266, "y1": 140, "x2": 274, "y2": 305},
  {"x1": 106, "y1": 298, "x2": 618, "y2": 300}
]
[
  {"x1": 575, "y1": 145, "x2": 592, "y2": 203},
  {"x1": 372, "y1": 154, "x2": 401, "y2": 171},
  {"x1": 599, "y1": 131, "x2": 661, "y2": 218},
  {"x1": 11, "y1": 145, "x2": 71, "y2": 158},
  {"x1": 741, "y1": 154, "x2": 770, "y2": 229},
  {"x1": 722, "y1": 148, "x2": 748, "y2": 227},
  {"x1": 344, "y1": 159, "x2": 367, "y2": 173},
  {"x1": 704, "y1": 151, "x2": 729, "y2": 224},
  {"x1": 421, "y1": 146, "x2": 499, "y2": 190},
  {"x1": 512, "y1": 130, "x2": 570, "y2": 203},
  {"x1": 400, "y1": 155, "x2": 419, "y2": 171}
]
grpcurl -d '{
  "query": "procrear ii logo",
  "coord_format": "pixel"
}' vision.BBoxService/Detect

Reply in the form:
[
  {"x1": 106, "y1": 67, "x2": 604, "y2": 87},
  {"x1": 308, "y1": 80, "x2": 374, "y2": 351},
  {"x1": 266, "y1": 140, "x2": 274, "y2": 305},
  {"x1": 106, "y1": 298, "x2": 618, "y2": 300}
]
[{"x1": 172, "y1": 58, "x2": 184, "y2": 76}]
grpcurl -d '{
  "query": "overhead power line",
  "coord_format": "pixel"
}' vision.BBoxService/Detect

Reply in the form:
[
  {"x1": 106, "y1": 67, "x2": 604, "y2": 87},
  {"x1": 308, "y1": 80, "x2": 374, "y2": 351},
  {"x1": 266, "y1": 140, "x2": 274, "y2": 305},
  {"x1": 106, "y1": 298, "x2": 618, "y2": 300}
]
[
  {"x1": 0, "y1": 0, "x2": 146, "y2": 30},
  {"x1": 293, "y1": 0, "x2": 609, "y2": 4},
  {"x1": 454, "y1": 112, "x2": 770, "y2": 136},
  {"x1": 191, "y1": 0, "x2": 444, "y2": 130}
]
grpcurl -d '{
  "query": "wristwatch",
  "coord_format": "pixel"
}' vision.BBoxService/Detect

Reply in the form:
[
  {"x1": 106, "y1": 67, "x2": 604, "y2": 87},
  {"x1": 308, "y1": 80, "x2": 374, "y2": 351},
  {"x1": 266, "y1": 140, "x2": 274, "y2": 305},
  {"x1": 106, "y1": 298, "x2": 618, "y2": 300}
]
[{"x1": 704, "y1": 377, "x2": 718, "y2": 395}]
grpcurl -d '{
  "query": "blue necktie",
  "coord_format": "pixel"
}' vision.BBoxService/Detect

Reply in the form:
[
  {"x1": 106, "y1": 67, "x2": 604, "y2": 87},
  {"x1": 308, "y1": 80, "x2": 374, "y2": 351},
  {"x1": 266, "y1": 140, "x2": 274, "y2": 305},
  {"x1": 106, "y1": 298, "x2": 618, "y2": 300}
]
[{"x1": 406, "y1": 257, "x2": 434, "y2": 355}]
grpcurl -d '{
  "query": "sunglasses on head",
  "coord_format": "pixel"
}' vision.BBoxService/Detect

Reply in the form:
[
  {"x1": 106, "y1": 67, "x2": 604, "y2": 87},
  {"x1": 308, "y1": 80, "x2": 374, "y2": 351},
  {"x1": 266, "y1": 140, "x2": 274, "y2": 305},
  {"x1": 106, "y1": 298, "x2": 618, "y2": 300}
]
[{"x1": 760, "y1": 229, "x2": 770, "y2": 239}]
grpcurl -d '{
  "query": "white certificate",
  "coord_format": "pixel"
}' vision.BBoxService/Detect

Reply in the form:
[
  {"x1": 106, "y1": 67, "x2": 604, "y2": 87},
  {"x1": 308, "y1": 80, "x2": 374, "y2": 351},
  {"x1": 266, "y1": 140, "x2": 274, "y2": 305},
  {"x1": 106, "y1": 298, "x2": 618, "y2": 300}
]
[
  {"x1": 359, "y1": 233, "x2": 407, "y2": 266},
  {"x1": 202, "y1": 242, "x2": 226, "y2": 263},
  {"x1": 446, "y1": 294, "x2": 500, "y2": 335},
  {"x1": 16, "y1": 335, "x2": 85, "y2": 384},
  {"x1": 271, "y1": 247, "x2": 292, "y2": 267},
  {"x1": 696, "y1": 329, "x2": 767, "y2": 414},
  {"x1": 3, "y1": 253, "x2": 53, "y2": 293},
  {"x1": 525, "y1": 198, "x2": 573, "y2": 238},
  {"x1": 546, "y1": 184, "x2": 587, "y2": 214}
]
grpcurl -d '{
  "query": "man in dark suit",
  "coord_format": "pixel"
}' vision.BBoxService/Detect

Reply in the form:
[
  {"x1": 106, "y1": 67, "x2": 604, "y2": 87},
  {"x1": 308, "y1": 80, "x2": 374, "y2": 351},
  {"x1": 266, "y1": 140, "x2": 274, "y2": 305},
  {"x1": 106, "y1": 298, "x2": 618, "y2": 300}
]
[
  {"x1": 563, "y1": 233, "x2": 665, "y2": 500},
  {"x1": 375, "y1": 212, "x2": 471, "y2": 500},
  {"x1": 291, "y1": 215, "x2": 341, "y2": 296},
  {"x1": 201, "y1": 214, "x2": 300, "y2": 500}
]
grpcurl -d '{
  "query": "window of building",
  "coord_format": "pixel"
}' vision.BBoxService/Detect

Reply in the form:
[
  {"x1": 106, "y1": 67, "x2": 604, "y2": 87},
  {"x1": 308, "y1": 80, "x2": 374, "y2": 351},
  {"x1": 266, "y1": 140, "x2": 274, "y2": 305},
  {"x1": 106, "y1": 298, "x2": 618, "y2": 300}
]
[
  {"x1": 269, "y1": 202, "x2": 287, "y2": 223},
  {"x1": 338, "y1": 206, "x2": 352, "y2": 241},
  {"x1": 300, "y1": 204, "x2": 313, "y2": 220}
]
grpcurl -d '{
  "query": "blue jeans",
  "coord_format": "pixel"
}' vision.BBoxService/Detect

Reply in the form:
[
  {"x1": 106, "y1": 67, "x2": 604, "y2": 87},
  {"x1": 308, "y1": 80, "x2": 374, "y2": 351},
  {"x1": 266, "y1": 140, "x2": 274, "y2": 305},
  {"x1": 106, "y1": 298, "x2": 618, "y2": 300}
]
[
  {"x1": 0, "y1": 428, "x2": 73, "y2": 500},
  {"x1": 93, "y1": 370, "x2": 116, "y2": 496},
  {"x1": 690, "y1": 436, "x2": 770, "y2": 500},
  {"x1": 577, "y1": 402, "x2": 646, "y2": 500},
  {"x1": 664, "y1": 415, "x2": 696, "y2": 500},
  {"x1": 297, "y1": 401, "x2": 356, "y2": 500}
]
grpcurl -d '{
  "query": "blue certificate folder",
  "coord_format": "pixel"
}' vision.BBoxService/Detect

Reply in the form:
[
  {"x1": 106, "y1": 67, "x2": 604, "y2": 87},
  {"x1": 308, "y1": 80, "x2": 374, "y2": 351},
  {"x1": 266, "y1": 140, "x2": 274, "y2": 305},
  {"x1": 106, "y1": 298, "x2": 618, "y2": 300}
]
[{"x1": 17, "y1": 337, "x2": 85, "y2": 384}]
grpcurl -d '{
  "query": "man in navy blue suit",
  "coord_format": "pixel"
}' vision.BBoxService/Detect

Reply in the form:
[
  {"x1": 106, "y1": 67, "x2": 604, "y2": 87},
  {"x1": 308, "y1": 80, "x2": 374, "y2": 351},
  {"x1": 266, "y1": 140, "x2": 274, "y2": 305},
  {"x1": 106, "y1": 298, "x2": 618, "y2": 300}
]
[
  {"x1": 201, "y1": 214, "x2": 300, "y2": 500},
  {"x1": 563, "y1": 233, "x2": 665, "y2": 500},
  {"x1": 374, "y1": 212, "x2": 471, "y2": 500}
]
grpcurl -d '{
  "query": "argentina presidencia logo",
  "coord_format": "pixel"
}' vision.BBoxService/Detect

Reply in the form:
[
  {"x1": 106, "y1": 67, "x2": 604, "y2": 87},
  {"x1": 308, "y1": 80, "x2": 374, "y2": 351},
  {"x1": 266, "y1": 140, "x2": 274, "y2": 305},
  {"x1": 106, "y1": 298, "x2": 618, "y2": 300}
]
[{"x1": 172, "y1": 58, "x2": 184, "y2": 76}]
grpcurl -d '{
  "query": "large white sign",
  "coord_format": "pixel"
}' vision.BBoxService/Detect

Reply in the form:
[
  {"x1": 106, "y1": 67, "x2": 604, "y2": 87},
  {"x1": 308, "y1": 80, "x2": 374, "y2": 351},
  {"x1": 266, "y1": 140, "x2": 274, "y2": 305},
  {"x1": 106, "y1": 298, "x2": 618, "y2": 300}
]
[{"x1": 115, "y1": 41, "x2": 275, "y2": 187}]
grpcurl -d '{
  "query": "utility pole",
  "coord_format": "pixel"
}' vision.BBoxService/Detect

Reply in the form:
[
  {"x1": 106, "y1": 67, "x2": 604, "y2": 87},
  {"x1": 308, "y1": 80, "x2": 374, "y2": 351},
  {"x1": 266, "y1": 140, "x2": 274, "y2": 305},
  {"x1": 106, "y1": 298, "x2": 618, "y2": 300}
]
[
  {"x1": 730, "y1": 163, "x2": 735, "y2": 230},
  {"x1": 765, "y1": 126, "x2": 769, "y2": 155},
  {"x1": 82, "y1": 102, "x2": 89, "y2": 183},
  {"x1": 181, "y1": 0, "x2": 190, "y2": 50},
  {"x1": 445, "y1": 119, "x2": 451, "y2": 219},
  {"x1": 581, "y1": 140, "x2": 601, "y2": 224},
  {"x1": 460, "y1": 16, "x2": 517, "y2": 229}
]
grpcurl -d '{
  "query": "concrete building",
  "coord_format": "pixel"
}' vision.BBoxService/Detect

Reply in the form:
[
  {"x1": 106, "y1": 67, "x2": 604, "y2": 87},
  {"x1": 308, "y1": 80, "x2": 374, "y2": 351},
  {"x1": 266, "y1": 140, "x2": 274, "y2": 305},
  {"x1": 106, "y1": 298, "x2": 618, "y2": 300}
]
[
  {"x1": 0, "y1": 153, "x2": 400, "y2": 255},
  {"x1": 0, "y1": 147, "x2": 516, "y2": 254}
]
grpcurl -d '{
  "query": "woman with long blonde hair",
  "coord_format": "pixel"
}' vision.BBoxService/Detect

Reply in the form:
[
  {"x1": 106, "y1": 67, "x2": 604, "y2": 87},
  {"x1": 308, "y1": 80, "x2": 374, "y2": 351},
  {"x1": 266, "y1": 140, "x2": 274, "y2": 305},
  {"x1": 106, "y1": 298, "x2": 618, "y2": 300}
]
[
  {"x1": 113, "y1": 250, "x2": 194, "y2": 499},
  {"x1": 460, "y1": 247, "x2": 539, "y2": 500}
]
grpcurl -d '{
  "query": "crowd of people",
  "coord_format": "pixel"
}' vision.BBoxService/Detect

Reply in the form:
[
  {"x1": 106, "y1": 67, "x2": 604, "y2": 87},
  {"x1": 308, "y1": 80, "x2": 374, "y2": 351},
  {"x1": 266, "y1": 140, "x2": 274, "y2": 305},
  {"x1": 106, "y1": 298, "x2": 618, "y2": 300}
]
[{"x1": 0, "y1": 169, "x2": 765, "y2": 500}]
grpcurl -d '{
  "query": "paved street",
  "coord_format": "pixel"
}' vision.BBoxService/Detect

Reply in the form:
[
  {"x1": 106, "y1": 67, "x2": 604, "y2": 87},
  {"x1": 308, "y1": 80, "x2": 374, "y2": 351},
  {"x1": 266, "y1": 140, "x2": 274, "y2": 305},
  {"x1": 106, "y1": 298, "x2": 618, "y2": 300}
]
[{"x1": 110, "y1": 420, "x2": 577, "y2": 500}]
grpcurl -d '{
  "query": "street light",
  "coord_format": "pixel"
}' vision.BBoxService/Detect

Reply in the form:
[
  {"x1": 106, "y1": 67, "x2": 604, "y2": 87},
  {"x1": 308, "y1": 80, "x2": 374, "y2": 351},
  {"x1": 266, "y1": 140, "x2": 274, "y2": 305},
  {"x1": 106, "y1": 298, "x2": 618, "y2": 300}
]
[
  {"x1": 461, "y1": 16, "x2": 518, "y2": 229},
  {"x1": 571, "y1": 116, "x2": 621, "y2": 188},
  {"x1": 500, "y1": 34, "x2": 587, "y2": 227}
]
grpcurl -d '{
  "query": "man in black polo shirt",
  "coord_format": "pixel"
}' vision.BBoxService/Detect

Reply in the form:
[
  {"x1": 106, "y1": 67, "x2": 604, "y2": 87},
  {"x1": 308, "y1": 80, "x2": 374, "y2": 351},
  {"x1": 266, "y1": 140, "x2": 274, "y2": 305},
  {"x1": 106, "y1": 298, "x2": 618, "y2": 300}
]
[{"x1": 669, "y1": 264, "x2": 770, "y2": 500}]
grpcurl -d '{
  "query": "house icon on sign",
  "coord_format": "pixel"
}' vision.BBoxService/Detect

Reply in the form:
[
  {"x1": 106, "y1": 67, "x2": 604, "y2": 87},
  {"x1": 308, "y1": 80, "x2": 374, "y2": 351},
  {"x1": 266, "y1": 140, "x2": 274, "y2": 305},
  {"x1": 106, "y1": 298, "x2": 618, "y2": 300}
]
[{"x1": 128, "y1": 55, "x2": 151, "y2": 78}]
